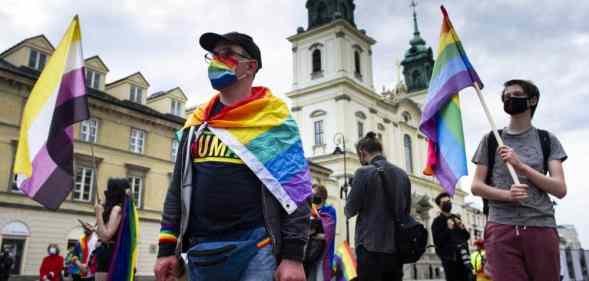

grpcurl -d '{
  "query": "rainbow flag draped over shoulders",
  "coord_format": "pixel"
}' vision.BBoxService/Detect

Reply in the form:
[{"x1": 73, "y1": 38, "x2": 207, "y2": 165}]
[
  {"x1": 13, "y1": 16, "x2": 89, "y2": 210},
  {"x1": 184, "y1": 86, "x2": 312, "y2": 214},
  {"x1": 334, "y1": 240, "x2": 357, "y2": 281},
  {"x1": 419, "y1": 6, "x2": 483, "y2": 194},
  {"x1": 108, "y1": 195, "x2": 139, "y2": 281},
  {"x1": 317, "y1": 205, "x2": 337, "y2": 280}
]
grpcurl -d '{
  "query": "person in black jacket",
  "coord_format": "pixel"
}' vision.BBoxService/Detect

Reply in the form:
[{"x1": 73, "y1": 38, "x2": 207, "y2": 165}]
[
  {"x1": 0, "y1": 248, "x2": 14, "y2": 281},
  {"x1": 432, "y1": 192, "x2": 471, "y2": 281},
  {"x1": 345, "y1": 132, "x2": 411, "y2": 281}
]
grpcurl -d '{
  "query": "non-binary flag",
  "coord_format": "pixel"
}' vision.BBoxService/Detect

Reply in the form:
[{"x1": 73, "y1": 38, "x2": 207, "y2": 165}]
[
  {"x1": 13, "y1": 16, "x2": 89, "y2": 210},
  {"x1": 419, "y1": 6, "x2": 483, "y2": 195}
]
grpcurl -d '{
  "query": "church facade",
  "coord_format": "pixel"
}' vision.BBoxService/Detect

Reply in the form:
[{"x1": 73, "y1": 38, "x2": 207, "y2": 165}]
[{"x1": 287, "y1": 1, "x2": 469, "y2": 279}]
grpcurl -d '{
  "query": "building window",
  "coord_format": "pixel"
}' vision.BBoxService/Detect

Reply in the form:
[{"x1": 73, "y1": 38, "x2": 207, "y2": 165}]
[
  {"x1": 130, "y1": 85, "x2": 143, "y2": 104},
  {"x1": 80, "y1": 118, "x2": 99, "y2": 143},
  {"x1": 85, "y1": 69, "x2": 101, "y2": 90},
  {"x1": 313, "y1": 120, "x2": 324, "y2": 146},
  {"x1": 402, "y1": 111, "x2": 412, "y2": 123},
  {"x1": 128, "y1": 176, "x2": 143, "y2": 208},
  {"x1": 73, "y1": 166, "x2": 94, "y2": 202},
  {"x1": 357, "y1": 122, "x2": 364, "y2": 138},
  {"x1": 129, "y1": 128, "x2": 146, "y2": 154},
  {"x1": 170, "y1": 99, "x2": 183, "y2": 116},
  {"x1": 171, "y1": 138, "x2": 179, "y2": 161},
  {"x1": 354, "y1": 51, "x2": 361, "y2": 75},
  {"x1": 1, "y1": 236, "x2": 27, "y2": 275},
  {"x1": 312, "y1": 49, "x2": 322, "y2": 73},
  {"x1": 404, "y1": 134, "x2": 414, "y2": 174},
  {"x1": 8, "y1": 141, "x2": 21, "y2": 193},
  {"x1": 11, "y1": 175, "x2": 19, "y2": 193},
  {"x1": 28, "y1": 49, "x2": 47, "y2": 70}
]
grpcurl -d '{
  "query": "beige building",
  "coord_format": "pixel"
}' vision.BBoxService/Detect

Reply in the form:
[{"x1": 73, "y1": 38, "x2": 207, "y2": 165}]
[
  {"x1": 463, "y1": 202, "x2": 487, "y2": 248},
  {"x1": 0, "y1": 34, "x2": 187, "y2": 277}
]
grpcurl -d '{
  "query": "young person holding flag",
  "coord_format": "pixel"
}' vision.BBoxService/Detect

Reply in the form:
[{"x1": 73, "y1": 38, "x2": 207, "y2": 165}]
[{"x1": 471, "y1": 79, "x2": 567, "y2": 281}]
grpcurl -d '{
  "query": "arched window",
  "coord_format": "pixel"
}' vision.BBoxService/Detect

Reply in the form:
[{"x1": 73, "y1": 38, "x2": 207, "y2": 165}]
[
  {"x1": 404, "y1": 134, "x2": 414, "y2": 174},
  {"x1": 354, "y1": 51, "x2": 361, "y2": 75},
  {"x1": 312, "y1": 49, "x2": 322, "y2": 73},
  {"x1": 402, "y1": 111, "x2": 412, "y2": 123}
]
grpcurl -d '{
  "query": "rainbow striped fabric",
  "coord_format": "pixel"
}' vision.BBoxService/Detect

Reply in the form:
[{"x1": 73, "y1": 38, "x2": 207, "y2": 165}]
[
  {"x1": 108, "y1": 195, "x2": 140, "y2": 281},
  {"x1": 208, "y1": 55, "x2": 239, "y2": 90},
  {"x1": 419, "y1": 6, "x2": 483, "y2": 194},
  {"x1": 13, "y1": 16, "x2": 89, "y2": 209},
  {"x1": 334, "y1": 240, "x2": 357, "y2": 281},
  {"x1": 185, "y1": 87, "x2": 312, "y2": 214}
]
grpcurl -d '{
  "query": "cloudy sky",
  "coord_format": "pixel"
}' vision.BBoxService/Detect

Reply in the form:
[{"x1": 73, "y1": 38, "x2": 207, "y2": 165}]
[{"x1": 2, "y1": 0, "x2": 588, "y2": 246}]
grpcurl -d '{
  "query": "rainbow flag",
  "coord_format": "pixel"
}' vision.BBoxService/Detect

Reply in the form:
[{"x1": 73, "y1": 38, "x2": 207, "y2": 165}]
[
  {"x1": 419, "y1": 6, "x2": 483, "y2": 194},
  {"x1": 108, "y1": 195, "x2": 139, "y2": 281},
  {"x1": 334, "y1": 240, "x2": 357, "y2": 281},
  {"x1": 318, "y1": 205, "x2": 337, "y2": 280},
  {"x1": 13, "y1": 16, "x2": 89, "y2": 210},
  {"x1": 184, "y1": 86, "x2": 312, "y2": 214}
]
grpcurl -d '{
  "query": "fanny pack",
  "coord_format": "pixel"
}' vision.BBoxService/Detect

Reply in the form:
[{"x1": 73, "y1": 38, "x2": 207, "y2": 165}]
[{"x1": 187, "y1": 227, "x2": 269, "y2": 281}]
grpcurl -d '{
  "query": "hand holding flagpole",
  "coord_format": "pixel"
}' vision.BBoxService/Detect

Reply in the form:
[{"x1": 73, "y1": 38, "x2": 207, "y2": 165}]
[{"x1": 473, "y1": 82, "x2": 520, "y2": 185}]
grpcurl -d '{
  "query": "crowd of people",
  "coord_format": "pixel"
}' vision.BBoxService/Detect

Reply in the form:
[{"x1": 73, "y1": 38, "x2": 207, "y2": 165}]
[
  {"x1": 8, "y1": 31, "x2": 565, "y2": 281},
  {"x1": 5, "y1": 178, "x2": 133, "y2": 281}
]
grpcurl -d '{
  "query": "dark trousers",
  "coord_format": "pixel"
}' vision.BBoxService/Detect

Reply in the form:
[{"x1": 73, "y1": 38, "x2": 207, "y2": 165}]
[
  {"x1": 356, "y1": 245, "x2": 403, "y2": 281},
  {"x1": 441, "y1": 259, "x2": 471, "y2": 281},
  {"x1": 485, "y1": 222, "x2": 560, "y2": 281}
]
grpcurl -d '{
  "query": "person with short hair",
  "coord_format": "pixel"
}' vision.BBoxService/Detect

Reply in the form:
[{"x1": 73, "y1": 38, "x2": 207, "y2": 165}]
[
  {"x1": 153, "y1": 32, "x2": 311, "y2": 281},
  {"x1": 306, "y1": 184, "x2": 337, "y2": 281},
  {"x1": 345, "y1": 132, "x2": 411, "y2": 281},
  {"x1": 471, "y1": 79, "x2": 567, "y2": 281},
  {"x1": 432, "y1": 192, "x2": 472, "y2": 281},
  {"x1": 40, "y1": 244, "x2": 64, "y2": 281}
]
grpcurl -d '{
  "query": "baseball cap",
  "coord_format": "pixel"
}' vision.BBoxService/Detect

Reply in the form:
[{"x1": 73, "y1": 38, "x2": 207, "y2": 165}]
[{"x1": 199, "y1": 32, "x2": 262, "y2": 71}]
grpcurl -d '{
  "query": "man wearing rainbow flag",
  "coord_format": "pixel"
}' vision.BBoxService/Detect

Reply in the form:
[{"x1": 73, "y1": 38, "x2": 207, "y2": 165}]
[
  {"x1": 471, "y1": 79, "x2": 568, "y2": 281},
  {"x1": 154, "y1": 32, "x2": 311, "y2": 281}
]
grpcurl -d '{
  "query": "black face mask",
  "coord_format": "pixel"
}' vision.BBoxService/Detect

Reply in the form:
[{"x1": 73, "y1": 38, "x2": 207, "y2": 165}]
[
  {"x1": 312, "y1": 195, "x2": 323, "y2": 205},
  {"x1": 441, "y1": 201, "x2": 452, "y2": 213},
  {"x1": 503, "y1": 96, "x2": 530, "y2": 115}
]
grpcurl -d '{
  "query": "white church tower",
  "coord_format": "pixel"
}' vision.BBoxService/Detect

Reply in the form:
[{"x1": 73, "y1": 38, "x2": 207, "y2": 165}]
[{"x1": 287, "y1": 1, "x2": 471, "y2": 278}]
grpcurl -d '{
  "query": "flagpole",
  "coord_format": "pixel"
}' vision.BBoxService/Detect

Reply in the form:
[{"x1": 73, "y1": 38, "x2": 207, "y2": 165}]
[
  {"x1": 90, "y1": 141, "x2": 100, "y2": 204},
  {"x1": 473, "y1": 82, "x2": 520, "y2": 185}
]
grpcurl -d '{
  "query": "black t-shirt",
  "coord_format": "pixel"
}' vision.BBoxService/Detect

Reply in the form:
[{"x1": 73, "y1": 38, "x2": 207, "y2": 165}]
[{"x1": 188, "y1": 101, "x2": 265, "y2": 237}]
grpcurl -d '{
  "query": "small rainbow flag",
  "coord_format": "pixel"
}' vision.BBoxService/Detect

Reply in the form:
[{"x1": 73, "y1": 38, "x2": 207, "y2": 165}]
[
  {"x1": 13, "y1": 16, "x2": 89, "y2": 209},
  {"x1": 419, "y1": 6, "x2": 483, "y2": 194},
  {"x1": 107, "y1": 195, "x2": 139, "y2": 281},
  {"x1": 184, "y1": 86, "x2": 312, "y2": 214},
  {"x1": 334, "y1": 240, "x2": 357, "y2": 281}
]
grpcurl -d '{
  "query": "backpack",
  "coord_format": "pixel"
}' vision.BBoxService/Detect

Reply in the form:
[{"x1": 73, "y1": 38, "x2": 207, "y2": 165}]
[
  {"x1": 482, "y1": 129, "x2": 551, "y2": 216},
  {"x1": 374, "y1": 164, "x2": 428, "y2": 264}
]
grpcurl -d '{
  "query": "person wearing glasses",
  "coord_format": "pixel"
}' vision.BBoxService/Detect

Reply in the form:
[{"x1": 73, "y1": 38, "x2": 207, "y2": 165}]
[{"x1": 154, "y1": 32, "x2": 311, "y2": 281}]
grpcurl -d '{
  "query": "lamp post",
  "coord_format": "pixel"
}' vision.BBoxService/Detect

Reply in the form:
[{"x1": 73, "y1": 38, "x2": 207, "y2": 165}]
[{"x1": 333, "y1": 132, "x2": 351, "y2": 242}]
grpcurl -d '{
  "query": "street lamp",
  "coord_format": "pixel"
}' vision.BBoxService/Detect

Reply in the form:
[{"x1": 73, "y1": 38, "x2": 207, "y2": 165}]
[{"x1": 333, "y1": 132, "x2": 351, "y2": 242}]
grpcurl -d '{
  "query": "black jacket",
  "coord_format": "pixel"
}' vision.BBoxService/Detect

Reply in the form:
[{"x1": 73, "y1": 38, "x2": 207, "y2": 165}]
[
  {"x1": 345, "y1": 155, "x2": 411, "y2": 253},
  {"x1": 432, "y1": 214, "x2": 470, "y2": 261}
]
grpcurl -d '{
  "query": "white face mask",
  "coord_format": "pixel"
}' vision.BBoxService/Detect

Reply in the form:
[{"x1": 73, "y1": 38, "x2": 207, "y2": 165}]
[{"x1": 49, "y1": 247, "x2": 57, "y2": 255}]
